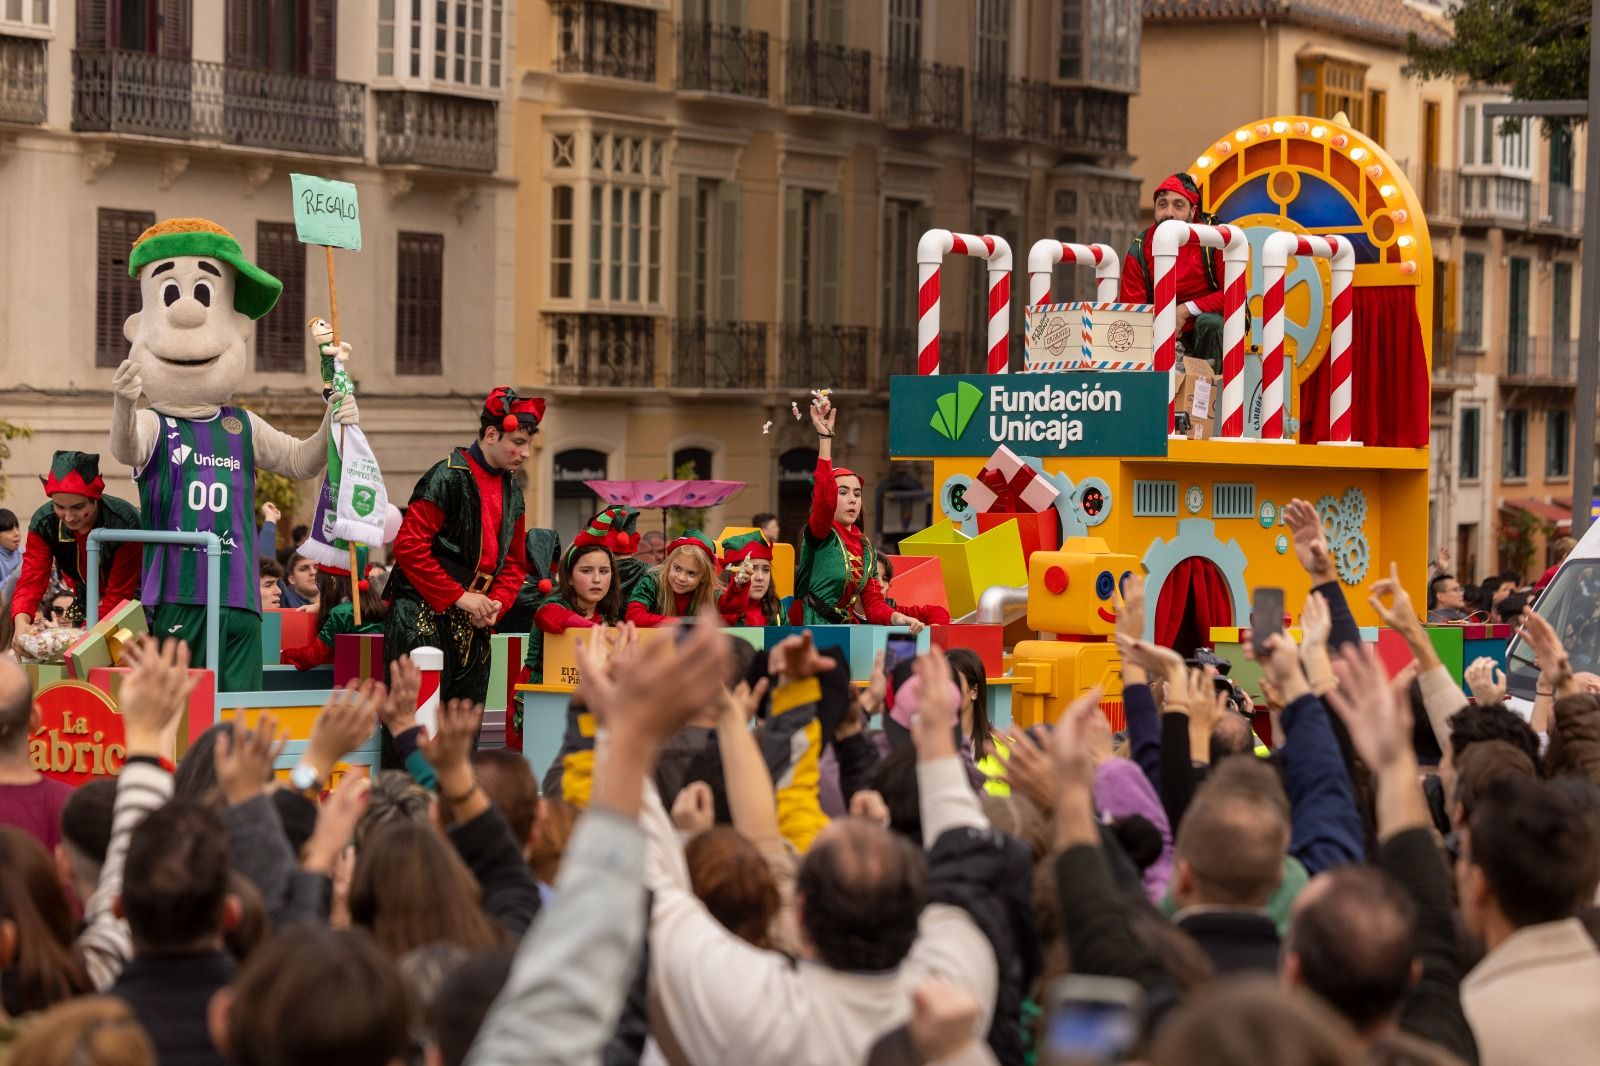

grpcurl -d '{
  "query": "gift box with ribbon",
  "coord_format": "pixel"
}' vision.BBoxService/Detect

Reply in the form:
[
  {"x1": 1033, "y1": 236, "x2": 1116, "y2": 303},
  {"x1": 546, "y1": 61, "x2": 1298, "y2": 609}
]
[
  {"x1": 333, "y1": 633, "x2": 385, "y2": 688},
  {"x1": 66, "y1": 600, "x2": 148, "y2": 680},
  {"x1": 963, "y1": 446, "x2": 1060, "y2": 515},
  {"x1": 86, "y1": 665, "x2": 217, "y2": 759}
]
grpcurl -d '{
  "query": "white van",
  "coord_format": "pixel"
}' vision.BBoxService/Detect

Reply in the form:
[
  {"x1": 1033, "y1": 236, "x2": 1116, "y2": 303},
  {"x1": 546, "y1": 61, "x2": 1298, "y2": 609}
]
[{"x1": 1503, "y1": 515, "x2": 1600, "y2": 717}]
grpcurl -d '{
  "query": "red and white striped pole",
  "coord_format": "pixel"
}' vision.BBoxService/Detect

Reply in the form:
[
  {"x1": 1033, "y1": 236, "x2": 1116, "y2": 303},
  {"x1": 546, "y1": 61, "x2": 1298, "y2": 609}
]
[
  {"x1": 1025, "y1": 239, "x2": 1121, "y2": 306},
  {"x1": 411, "y1": 646, "x2": 443, "y2": 736},
  {"x1": 1150, "y1": 220, "x2": 1250, "y2": 436},
  {"x1": 916, "y1": 229, "x2": 1014, "y2": 375},
  {"x1": 1324, "y1": 236, "x2": 1357, "y2": 445},
  {"x1": 1260, "y1": 232, "x2": 1354, "y2": 443}
]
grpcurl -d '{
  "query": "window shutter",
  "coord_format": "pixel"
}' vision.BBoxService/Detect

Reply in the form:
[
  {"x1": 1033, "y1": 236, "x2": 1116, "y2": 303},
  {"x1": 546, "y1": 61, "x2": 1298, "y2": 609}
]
[
  {"x1": 676, "y1": 175, "x2": 697, "y2": 319},
  {"x1": 158, "y1": 0, "x2": 191, "y2": 58},
  {"x1": 96, "y1": 209, "x2": 156, "y2": 368},
  {"x1": 309, "y1": 0, "x2": 337, "y2": 79},
  {"x1": 226, "y1": 0, "x2": 255, "y2": 68},
  {"x1": 821, "y1": 0, "x2": 846, "y2": 44},
  {"x1": 782, "y1": 186, "x2": 802, "y2": 323},
  {"x1": 396, "y1": 232, "x2": 445, "y2": 375},
  {"x1": 255, "y1": 223, "x2": 306, "y2": 372},
  {"x1": 714, "y1": 179, "x2": 741, "y2": 322},
  {"x1": 717, "y1": 0, "x2": 743, "y2": 27},
  {"x1": 789, "y1": 0, "x2": 809, "y2": 43},
  {"x1": 78, "y1": 0, "x2": 110, "y2": 47},
  {"x1": 818, "y1": 191, "x2": 842, "y2": 326}
]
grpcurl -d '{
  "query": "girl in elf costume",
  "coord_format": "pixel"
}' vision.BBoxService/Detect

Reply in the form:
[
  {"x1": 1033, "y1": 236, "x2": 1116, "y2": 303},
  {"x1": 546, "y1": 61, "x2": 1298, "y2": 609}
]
[
  {"x1": 792, "y1": 397, "x2": 945, "y2": 631},
  {"x1": 718, "y1": 530, "x2": 782, "y2": 625},
  {"x1": 625, "y1": 531, "x2": 719, "y2": 627},
  {"x1": 281, "y1": 563, "x2": 388, "y2": 669},
  {"x1": 521, "y1": 527, "x2": 625, "y2": 685}
]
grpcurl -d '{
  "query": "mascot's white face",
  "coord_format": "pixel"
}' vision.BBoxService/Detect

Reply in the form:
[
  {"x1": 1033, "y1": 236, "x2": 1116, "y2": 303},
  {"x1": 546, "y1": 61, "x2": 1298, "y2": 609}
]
[{"x1": 123, "y1": 255, "x2": 252, "y2": 413}]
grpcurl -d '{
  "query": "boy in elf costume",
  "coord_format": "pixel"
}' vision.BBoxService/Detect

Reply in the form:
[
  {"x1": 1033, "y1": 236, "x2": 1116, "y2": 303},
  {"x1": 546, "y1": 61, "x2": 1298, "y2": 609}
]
[
  {"x1": 385, "y1": 387, "x2": 538, "y2": 712},
  {"x1": 108, "y1": 218, "x2": 359, "y2": 691},
  {"x1": 792, "y1": 397, "x2": 945, "y2": 631}
]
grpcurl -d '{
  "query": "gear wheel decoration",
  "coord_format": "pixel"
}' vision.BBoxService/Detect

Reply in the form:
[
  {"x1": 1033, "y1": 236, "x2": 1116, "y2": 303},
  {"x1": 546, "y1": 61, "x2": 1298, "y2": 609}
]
[
  {"x1": 1074, "y1": 477, "x2": 1112, "y2": 528},
  {"x1": 940, "y1": 474, "x2": 980, "y2": 537},
  {"x1": 1314, "y1": 487, "x2": 1371, "y2": 585},
  {"x1": 1139, "y1": 518, "x2": 1251, "y2": 643}
]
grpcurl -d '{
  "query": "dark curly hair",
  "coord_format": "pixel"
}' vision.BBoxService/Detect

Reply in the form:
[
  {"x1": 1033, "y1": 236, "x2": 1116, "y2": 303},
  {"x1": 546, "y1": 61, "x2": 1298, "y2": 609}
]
[{"x1": 795, "y1": 821, "x2": 925, "y2": 972}]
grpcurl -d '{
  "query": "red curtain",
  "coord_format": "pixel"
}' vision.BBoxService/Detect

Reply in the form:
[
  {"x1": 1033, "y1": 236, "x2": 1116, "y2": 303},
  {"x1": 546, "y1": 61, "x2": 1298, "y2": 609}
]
[
  {"x1": 1298, "y1": 286, "x2": 1430, "y2": 448},
  {"x1": 1155, "y1": 557, "x2": 1235, "y2": 655}
]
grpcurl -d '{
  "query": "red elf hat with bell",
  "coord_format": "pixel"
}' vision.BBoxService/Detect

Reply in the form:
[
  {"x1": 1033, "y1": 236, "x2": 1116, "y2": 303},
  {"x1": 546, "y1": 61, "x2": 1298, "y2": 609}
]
[
  {"x1": 41, "y1": 451, "x2": 106, "y2": 500},
  {"x1": 568, "y1": 505, "x2": 642, "y2": 560},
  {"x1": 720, "y1": 529, "x2": 773, "y2": 566},
  {"x1": 481, "y1": 386, "x2": 546, "y2": 434}
]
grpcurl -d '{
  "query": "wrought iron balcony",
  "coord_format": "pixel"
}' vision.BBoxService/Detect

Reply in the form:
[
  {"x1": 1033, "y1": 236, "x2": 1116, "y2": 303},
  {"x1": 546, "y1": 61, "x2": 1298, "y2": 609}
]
[
  {"x1": 553, "y1": 1, "x2": 658, "y2": 84},
  {"x1": 785, "y1": 40, "x2": 870, "y2": 114},
  {"x1": 1053, "y1": 87, "x2": 1128, "y2": 154},
  {"x1": 1502, "y1": 335, "x2": 1575, "y2": 386},
  {"x1": 879, "y1": 328, "x2": 969, "y2": 385},
  {"x1": 780, "y1": 324, "x2": 868, "y2": 389},
  {"x1": 972, "y1": 75, "x2": 1048, "y2": 143},
  {"x1": 1540, "y1": 183, "x2": 1582, "y2": 234},
  {"x1": 1459, "y1": 174, "x2": 1533, "y2": 228},
  {"x1": 671, "y1": 320, "x2": 768, "y2": 389},
  {"x1": 547, "y1": 313, "x2": 657, "y2": 388},
  {"x1": 71, "y1": 49, "x2": 363, "y2": 156},
  {"x1": 678, "y1": 21, "x2": 768, "y2": 99},
  {"x1": 376, "y1": 91, "x2": 497, "y2": 172},
  {"x1": 0, "y1": 34, "x2": 46, "y2": 125},
  {"x1": 1431, "y1": 332, "x2": 1481, "y2": 390},
  {"x1": 883, "y1": 61, "x2": 963, "y2": 132}
]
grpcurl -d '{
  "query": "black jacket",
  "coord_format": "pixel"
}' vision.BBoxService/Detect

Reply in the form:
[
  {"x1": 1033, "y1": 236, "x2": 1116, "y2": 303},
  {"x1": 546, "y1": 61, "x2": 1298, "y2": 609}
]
[
  {"x1": 112, "y1": 950, "x2": 236, "y2": 1066},
  {"x1": 1174, "y1": 909, "x2": 1282, "y2": 977},
  {"x1": 926, "y1": 825, "x2": 1041, "y2": 1066},
  {"x1": 448, "y1": 804, "x2": 542, "y2": 939}
]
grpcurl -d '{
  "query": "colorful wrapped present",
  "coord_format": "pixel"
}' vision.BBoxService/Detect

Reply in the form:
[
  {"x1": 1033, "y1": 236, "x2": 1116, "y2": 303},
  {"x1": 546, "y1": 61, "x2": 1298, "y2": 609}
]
[
  {"x1": 882, "y1": 555, "x2": 948, "y2": 617},
  {"x1": 85, "y1": 666, "x2": 217, "y2": 760},
  {"x1": 963, "y1": 446, "x2": 1060, "y2": 514},
  {"x1": 976, "y1": 510, "x2": 1061, "y2": 565},
  {"x1": 265, "y1": 609, "x2": 318, "y2": 663},
  {"x1": 930, "y1": 623, "x2": 1005, "y2": 677},
  {"x1": 66, "y1": 600, "x2": 148, "y2": 680},
  {"x1": 333, "y1": 633, "x2": 385, "y2": 687},
  {"x1": 22, "y1": 663, "x2": 67, "y2": 690}
]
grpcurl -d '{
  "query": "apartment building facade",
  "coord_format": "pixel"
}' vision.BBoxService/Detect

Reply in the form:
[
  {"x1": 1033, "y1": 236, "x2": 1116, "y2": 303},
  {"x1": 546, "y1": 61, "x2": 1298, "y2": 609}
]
[
  {"x1": 0, "y1": 0, "x2": 516, "y2": 520},
  {"x1": 513, "y1": 0, "x2": 1142, "y2": 544}
]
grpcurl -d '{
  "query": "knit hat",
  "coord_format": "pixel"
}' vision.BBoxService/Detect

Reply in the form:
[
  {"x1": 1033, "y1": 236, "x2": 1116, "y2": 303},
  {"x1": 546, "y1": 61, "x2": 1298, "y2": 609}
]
[
  {"x1": 1154, "y1": 173, "x2": 1200, "y2": 208},
  {"x1": 482, "y1": 387, "x2": 546, "y2": 433},
  {"x1": 41, "y1": 451, "x2": 105, "y2": 500},
  {"x1": 666, "y1": 530, "x2": 719, "y2": 570},
  {"x1": 569, "y1": 506, "x2": 640, "y2": 559},
  {"x1": 720, "y1": 530, "x2": 773, "y2": 565},
  {"x1": 128, "y1": 218, "x2": 283, "y2": 320}
]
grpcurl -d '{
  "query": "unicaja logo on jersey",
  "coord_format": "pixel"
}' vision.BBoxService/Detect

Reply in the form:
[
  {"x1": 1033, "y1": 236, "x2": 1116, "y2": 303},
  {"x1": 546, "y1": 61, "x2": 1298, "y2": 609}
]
[
  {"x1": 170, "y1": 444, "x2": 193, "y2": 466},
  {"x1": 196, "y1": 453, "x2": 242, "y2": 472}
]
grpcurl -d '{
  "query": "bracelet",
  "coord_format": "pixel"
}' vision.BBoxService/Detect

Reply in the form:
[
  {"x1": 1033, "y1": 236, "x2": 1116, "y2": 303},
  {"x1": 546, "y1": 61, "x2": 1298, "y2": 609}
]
[
  {"x1": 441, "y1": 780, "x2": 480, "y2": 805},
  {"x1": 1537, "y1": 689, "x2": 1554, "y2": 698},
  {"x1": 817, "y1": 432, "x2": 834, "y2": 439}
]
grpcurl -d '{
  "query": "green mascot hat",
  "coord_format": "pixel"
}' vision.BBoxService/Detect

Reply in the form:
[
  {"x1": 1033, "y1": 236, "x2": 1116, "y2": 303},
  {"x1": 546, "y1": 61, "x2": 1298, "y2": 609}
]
[{"x1": 128, "y1": 218, "x2": 284, "y2": 321}]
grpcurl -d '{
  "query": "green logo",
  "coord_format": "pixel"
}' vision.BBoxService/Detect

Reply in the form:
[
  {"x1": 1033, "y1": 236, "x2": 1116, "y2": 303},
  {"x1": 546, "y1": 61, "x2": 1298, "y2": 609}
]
[
  {"x1": 930, "y1": 382, "x2": 983, "y2": 441},
  {"x1": 351, "y1": 486, "x2": 376, "y2": 517}
]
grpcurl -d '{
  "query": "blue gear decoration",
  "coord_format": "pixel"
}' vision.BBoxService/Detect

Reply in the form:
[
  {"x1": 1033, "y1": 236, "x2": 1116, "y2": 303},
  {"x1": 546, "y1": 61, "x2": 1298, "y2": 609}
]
[
  {"x1": 940, "y1": 474, "x2": 979, "y2": 537},
  {"x1": 1314, "y1": 487, "x2": 1371, "y2": 585},
  {"x1": 1139, "y1": 518, "x2": 1251, "y2": 643},
  {"x1": 1074, "y1": 477, "x2": 1112, "y2": 528}
]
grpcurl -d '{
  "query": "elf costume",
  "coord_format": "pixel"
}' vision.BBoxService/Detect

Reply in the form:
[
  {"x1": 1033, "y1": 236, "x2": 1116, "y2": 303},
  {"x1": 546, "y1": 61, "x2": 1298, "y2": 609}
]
[
  {"x1": 282, "y1": 547, "x2": 383, "y2": 669},
  {"x1": 718, "y1": 530, "x2": 781, "y2": 626},
  {"x1": 625, "y1": 530, "x2": 719, "y2": 627},
  {"x1": 520, "y1": 512, "x2": 630, "y2": 685},
  {"x1": 386, "y1": 388, "x2": 538, "y2": 708},
  {"x1": 790, "y1": 458, "x2": 898, "y2": 625},
  {"x1": 1118, "y1": 172, "x2": 1225, "y2": 370},
  {"x1": 497, "y1": 527, "x2": 564, "y2": 637},
  {"x1": 11, "y1": 452, "x2": 141, "y2": 628},
  {"x1": 588, "y1": 505, "x2": 647, "y2": 599}
]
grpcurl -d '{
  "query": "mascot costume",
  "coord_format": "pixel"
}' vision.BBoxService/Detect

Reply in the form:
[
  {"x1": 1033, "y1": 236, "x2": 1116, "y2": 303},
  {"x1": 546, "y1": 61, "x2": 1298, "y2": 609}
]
[{"x1": 109, "y1": 217, "x2": 360, "y2": 691}]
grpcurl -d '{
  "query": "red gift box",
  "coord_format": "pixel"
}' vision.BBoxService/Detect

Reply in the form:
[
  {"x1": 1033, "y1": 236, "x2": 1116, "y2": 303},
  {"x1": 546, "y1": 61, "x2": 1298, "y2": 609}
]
[
  {"x1": 267, "y1": 609, "x2": 318, "y2": 664},
  {"x1": 333, "y1": 633, "x2": 385, "y2": 687},
  {"x1": 964, "y1": 446, "x2": 1060, "y2": 514},
  {"x1": 883, "y1": 555, "x2": 949, "y2": 617},
  {"x1": 84, "y1": 666, "x2": 217, "y2": 767},
  {"x1": 930, "y1": 623, "x2": 1005, "y2": 677},
  {"x1": 976, "y1": 510, "x2": 1061, "y2": 565}
]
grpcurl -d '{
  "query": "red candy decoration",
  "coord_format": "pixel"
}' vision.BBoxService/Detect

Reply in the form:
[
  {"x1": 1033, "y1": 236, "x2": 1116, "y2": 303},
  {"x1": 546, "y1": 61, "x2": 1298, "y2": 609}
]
[{"x1": 501, "y1": 414, "x2": 518, "y2": 432}]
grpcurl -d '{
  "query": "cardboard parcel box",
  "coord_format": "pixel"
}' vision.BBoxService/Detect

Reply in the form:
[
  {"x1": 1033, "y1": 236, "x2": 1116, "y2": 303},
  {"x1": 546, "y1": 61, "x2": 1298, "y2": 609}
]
[
  {"x1": 1024, "y1": 302, "x2": 1154, "y2": 370},
  {"x1": 1173, "y1": 356, "x2": 1218, "y2": 440}
]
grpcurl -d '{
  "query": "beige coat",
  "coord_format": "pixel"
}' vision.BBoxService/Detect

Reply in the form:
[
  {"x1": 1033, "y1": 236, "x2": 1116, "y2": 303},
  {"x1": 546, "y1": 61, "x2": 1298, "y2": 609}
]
[{"x1": 1461, "y1": 917, "x2": 1600, "y2": 1066}]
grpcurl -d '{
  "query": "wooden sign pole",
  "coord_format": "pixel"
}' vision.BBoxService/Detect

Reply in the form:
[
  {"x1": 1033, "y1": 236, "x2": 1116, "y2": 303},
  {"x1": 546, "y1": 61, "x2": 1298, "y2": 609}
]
[{"x1": 324, "y1": 244, "x2": 361, "y2": 625}]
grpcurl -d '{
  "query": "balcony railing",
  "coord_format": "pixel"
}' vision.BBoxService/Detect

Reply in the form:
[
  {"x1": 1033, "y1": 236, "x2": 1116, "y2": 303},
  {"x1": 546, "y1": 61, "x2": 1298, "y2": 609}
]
[
  {"x1": 678, "y1": 21, "x2": 768, "y2": 99},
  {"x1": 1541, "y1": 184, "x2": 1583, "y2": 234},
  {"x1": 376, "y1": 91, "x2": 497, "y2": 171},
  {"x1": 779, "y1": 324, "x2": 869, "y2": 389},
  {"x1": 1460, "y1": 174, "x2": 1534, "y2": 228},
  {"x1": 785, "y1": 40, "x2": 871, "y2": 113},
  {"x1": 972, "y1": 75, "x2": 1047, "y2": 142},
  {"x1": 1431, "y1": 332, "x2": 1482, "y2": 388},
  {"x1": 671, "y1": 320, "x2": 768, "y2": 389},
  {"x1": 1503, "y1": 335, "x2": 1577, "y2": 385},
  {"x1": 1416, "y1": 165, "x2": 1457, "y2": 222},
  {"x1": 0, "y1": 34, "x2": 46, "y2": 124},
  {"x1": 1053, "y1": 87, "x2": 1129, "y2": 154},
  {"x1": 553, "y1": 0, "x2": 658, "y2": 83},
  {"x1": 879, "y1": 328, "x2": 969, "y2": 384},
  {"x1": 548, "y1": 313, "x2": 657, "y2": 388},
  {"x1": 883, "y1": 60, "x2": 963, "y2": 132},
  {"x1": 71, "y1": 49, "x2": 363, "y2": 156}
]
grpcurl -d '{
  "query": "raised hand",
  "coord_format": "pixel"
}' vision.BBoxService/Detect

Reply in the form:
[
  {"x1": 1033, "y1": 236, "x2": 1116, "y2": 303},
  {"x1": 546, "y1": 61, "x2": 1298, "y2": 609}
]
[
  {"x1": 1464, "y1": 655, "x2": 1507, "y2": 706},
  {"x1": 719, "y1": 677, "x2": 770, "y2": 728},
  {"x1": 417, "y1": 698, "x2": 483, "y2": 778},
  {"x1": 670, "y1": 780, "x2": 716, "y2": 835},
  {"x1": 382, "y1": 655, "x2": 421, "y2": 736},
  {"x1": 215, "y1": 712, "x2": 288, "y2": 806},
  {"x1": 771, "y1": 631, "x2": 838, "y2": 685},
  {"x1": 1116, "y1": 572, "x2": 1147, "y2": 643},
  {"x1": 116, "y1": 637, "x2": 198, "y2": 759},
  {"x1": 809, "y1": 397, "x2": 837, "y2": 438},
  {"x1": 1326, "y1": 642, "x2": 1413, "y2": 771},
  {"x1": 1300, "y1": 591, "x2": 1331, "y2": 651},
  {"x1": 849, "y1": 789, "x2": 891, "y2": 826},
  {"x1": 1050, "y1": 687, "x2": 1106, "y2": 790},
  {"x1": 302, "y1": 774, "x2": 372, "y2": 875},
  {"x1": 308, "y1": 679, "x2": 385, "y2": 782},
  {"x1": 1522, "y1": 611, "x2": 1575, "y2": 696},
  {"x1": 907, "y1": 981, "x2": 984, "y2": 1063},
  {"x1": 1283, "y1": 498, "x2": 1335, "y2": 583},
  {"x1": 1115, "y1": 632, "x2": 1186, "y2": 692},
  {"x1": 111, "y1": 359, "x2": 144, "y2": 403},
  {"x1": 909, "y1": 647, "x2": 959, "y2": 760},
  {"x1": 993, "y1": 726, "x2": 1059, "y2": 814},
  {"x1": 1368, "y1": 562, "x2": 1421, "y2": 633},
  {"x1": 1258, "y1": 632, "x2": 1309, "y2": 707}
]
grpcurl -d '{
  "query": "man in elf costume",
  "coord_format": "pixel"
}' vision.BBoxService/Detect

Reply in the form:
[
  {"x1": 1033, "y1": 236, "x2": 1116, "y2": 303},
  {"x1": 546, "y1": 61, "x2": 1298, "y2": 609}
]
[
  {"x1": 9, "y1": 451, "x2": 141, "y2": 643},
  {"x1": 1118, "y1": 172, "x2": 1226, "y2": 370},
  {"x1": 108, "y1": 218, "x2": 360, "y2": 691},
  {"x1": 386, "y1": 387, "x2": 539, "y2": 712}
]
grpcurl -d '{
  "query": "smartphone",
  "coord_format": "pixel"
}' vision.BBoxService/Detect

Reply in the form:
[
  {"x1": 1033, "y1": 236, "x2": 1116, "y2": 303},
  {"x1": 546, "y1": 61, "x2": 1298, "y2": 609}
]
[
  {"x1": 1042, "y1": 976, "x2": 1144, "y2": 1066},
  {"x1": 883, "y1": 632, "x2": 918, "y2": 679},
  {"x1": 1251, "y1": 586, "x2": 1286, "y2": 657}
]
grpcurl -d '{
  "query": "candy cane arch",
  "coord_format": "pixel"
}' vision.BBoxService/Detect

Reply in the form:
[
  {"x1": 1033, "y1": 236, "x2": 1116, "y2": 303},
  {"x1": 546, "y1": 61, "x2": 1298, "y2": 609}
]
[
  {"x1": 1151, "y1": 220, "x2": 1250, "y2": 435},
  {"x1": 1025, "y1": 239, "x2": 1120, "y2": 306},
  {"x1": 411, "y1": 645, "x2": 444, "y2": 735},
  {"x1": 1260, "y1": 232, "x2": 1354, "y2": 443},
  {"x1": 916, "y1": 230, "x2": 1013, "y2": 375}
]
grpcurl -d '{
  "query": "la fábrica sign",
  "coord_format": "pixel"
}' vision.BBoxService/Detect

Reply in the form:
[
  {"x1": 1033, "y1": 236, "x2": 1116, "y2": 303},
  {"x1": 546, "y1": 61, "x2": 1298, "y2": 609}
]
[{"x1": 889, "y1": 372, "x2": 1169, "y2": 457}]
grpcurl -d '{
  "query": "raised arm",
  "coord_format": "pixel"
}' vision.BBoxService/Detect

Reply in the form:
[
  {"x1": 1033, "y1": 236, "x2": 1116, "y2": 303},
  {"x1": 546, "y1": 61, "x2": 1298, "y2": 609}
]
[{"x1": 109, "y1": 361, "x2": 158, "y2": 469}]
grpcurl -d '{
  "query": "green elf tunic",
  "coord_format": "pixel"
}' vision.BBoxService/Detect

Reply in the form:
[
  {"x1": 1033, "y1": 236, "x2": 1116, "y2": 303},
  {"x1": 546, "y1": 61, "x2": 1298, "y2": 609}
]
[
  {"x1": 385, "y1": 443, "x2": 527, "y2": 707},
  {"x1": 789, "y1": 458, "x2": 893, "y2": 625},
  {"x1": 499, "y1": 527, "x2": 563, "y2": 637}
]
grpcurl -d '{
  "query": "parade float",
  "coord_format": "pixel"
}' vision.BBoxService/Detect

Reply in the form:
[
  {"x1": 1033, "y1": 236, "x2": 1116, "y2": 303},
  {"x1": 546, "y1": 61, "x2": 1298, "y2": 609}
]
[{"x1": 27, "y1": 112, "x2": 1514, "y2": 788}]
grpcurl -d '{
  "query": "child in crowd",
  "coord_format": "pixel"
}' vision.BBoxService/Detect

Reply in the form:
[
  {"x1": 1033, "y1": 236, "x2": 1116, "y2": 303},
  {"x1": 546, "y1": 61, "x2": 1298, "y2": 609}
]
[
  {"x1": 0, "y1": 509, "x2": 21, "y2": 596},
  {"x1": 258, "y1": 558, "x2": 283, "y2": 610},
  {"x1": 626, "y1": 532, "x2": 718, "y2": 627},
  {"x1": 718, "y1": 531, "x2": 782, "y2": 625}
]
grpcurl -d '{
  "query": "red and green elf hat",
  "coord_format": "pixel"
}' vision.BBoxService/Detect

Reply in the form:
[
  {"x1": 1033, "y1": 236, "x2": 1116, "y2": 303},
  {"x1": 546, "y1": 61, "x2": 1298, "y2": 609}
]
[
  {"x1": 569, "y1": 505, "x2": 640, "y2": 557},
  {"x1": 41, "y1": 451, "x2": 105, "y2": 500},
  {"x1": 482, "y1": 386, "x2": 547, "y2": 434},
  {"x1": 720, "y1": 530, "x2": 773, "y2": 565},
  {"x1": 128, "y1": 218, "x2": 283, "y2": 320},
  {"x1": 666, "y1": 530, "x2": 720, "y2": 570}
]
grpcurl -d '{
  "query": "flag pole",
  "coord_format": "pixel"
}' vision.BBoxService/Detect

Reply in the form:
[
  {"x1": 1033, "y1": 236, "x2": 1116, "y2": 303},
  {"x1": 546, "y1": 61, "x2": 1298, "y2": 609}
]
[{"x1": 325, "y1": 243, "x2": 362, "y2": 626}]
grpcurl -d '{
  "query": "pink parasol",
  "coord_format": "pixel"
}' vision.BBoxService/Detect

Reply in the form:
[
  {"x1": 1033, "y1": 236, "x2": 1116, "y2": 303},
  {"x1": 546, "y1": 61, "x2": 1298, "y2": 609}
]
[{"x1": 584, "y1": 480, "x2": 747, "y2": 509}]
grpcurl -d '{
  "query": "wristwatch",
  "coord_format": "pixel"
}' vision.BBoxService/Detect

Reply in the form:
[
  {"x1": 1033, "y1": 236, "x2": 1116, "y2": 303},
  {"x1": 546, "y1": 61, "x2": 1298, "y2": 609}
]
[{"x1": 290, "y1": 761, "x2": 323, "y2": 794}]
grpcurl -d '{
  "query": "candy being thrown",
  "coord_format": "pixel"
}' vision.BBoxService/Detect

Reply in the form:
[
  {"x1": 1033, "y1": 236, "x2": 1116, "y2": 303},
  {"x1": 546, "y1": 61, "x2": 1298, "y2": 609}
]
[
  {"x1": 791, "y1": 402, "x2": 802, "y2": 420},
  {"x1": 763, "y1": 421, "x2": 773, "y2": 435}
]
